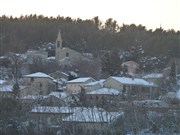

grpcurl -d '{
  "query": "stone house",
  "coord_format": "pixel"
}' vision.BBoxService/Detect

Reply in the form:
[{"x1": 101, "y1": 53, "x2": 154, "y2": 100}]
[
  {"x1": 49, "y1": 71, "x2": 69, "y2": 90},
  {"x1": 29, "y1": 106, "x2": 74, "y2": 133},
  {"x1": 0, "y1": 81, "x2": 15, "y2": 98},
  {"x1": 23, "y1": 72, "x2": 55, "y2": 95},
  {"x1": 66, "y1": 77, "x2": 96, "y2": 93},
  {"x1": 19, "y1": 91, "x2": 68, "y2": 105},
  {"x1": 121, "y1": 61, "x2": 140, "y2": 75},
  {"x1": 104, "y1": 77, "x2": 159, "y2": 100},
  {"x1": 85, "y1": 88, "x2": 121, "y2": 107},
  {"x1": 83, "y1": 81, "x2": 102, "y2": 91},
  {"x1": 49, "y1": 71, "x2": 69, "y2": 80},
  {"x1": 62, "y1": 107, "x2": 124, "y2": 135},
  {"x1": 85, "y1": 88, "x2": 121, "y2": 101},
  {"x1": 19, "y1": 86, "x2": 40, "y2": 98},
  {"x1": 29, "y1": 106, "x2": 124, "y2": 134},
  {"x1": 142, "y1": 73, "x2": 164, "y2": 84}
]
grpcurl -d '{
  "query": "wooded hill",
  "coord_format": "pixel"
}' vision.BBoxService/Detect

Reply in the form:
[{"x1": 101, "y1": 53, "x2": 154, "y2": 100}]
[{"x1": 0, "y1": 15, "x2": 179, "y2": 60}]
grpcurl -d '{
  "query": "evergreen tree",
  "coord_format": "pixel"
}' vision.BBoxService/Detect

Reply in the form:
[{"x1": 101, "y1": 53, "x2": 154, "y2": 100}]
[
  {"x1": 101, "y1": 49, "x2": 122, "y2": 76},
  {"x1": 79, "y1": 86, "x2": 87, "y2": 106}
]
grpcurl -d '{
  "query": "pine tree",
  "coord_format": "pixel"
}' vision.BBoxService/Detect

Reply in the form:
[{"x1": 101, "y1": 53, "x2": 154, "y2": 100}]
[{"x1": 101, "y1": 49, "x2": 121, "y2": 76}]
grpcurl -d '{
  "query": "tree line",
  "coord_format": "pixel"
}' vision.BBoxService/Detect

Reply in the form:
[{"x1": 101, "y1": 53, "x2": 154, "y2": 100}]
[
  {"x1": 0, "y1": 15, "x2": 179, "y2": 57},
  {"x1": 0, "y1": 15, "x2": 180, "y2": 76}
]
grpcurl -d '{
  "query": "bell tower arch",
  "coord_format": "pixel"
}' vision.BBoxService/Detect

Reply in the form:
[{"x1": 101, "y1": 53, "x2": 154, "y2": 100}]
[{"x1": 55, "y1": 30, "x2": 63, "y2": 61}]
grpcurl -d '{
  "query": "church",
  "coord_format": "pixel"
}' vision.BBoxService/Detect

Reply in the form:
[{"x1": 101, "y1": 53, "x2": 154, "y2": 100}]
[{"x1": 55, "y1": 30, "x2": 83, "y2": 64}]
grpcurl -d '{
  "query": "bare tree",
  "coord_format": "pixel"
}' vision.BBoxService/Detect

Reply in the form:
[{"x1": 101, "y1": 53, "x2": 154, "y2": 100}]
[{"x1": 7, "y1": 52, "x2": 24, "y2": 95}]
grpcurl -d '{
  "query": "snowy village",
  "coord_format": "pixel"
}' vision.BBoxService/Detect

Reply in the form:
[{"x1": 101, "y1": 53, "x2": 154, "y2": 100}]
[{"x1": 0, "y1": 14, "x2": 180, "y2": 135}]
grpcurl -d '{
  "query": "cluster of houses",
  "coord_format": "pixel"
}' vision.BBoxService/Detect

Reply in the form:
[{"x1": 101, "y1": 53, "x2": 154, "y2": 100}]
[
  {"x1": 0, "y1": 69, "x2": 165, "y2": 134},
  {"x1": 1, "y1": 30, "x2": 180, "y2": 134}
]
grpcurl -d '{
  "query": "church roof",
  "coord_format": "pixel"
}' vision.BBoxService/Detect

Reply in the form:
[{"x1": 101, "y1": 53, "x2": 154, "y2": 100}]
[{"x1": 56, "y1": 29, "x2": 62, "y2": 41}]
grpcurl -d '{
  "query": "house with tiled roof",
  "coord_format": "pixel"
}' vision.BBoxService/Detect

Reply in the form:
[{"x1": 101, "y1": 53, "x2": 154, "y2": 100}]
[
  {"x1": 85, "y1": 88, "x2": 121, "y2": 106},
  {"x1": 83, "y1": 81, "x2": 102, "y2": 91},
  {"x1": 62, "y1": 107, "x2": 124, "y2": 134},
  {"x1": 104, "y1": 76, "x2": 159, "y2": 100},
  {"x1": 66, "y1": 77, "x2": 96, "y2": 93},
  {"x1": 0, "y1": 80, "x2": 15, "y2": 98},
  {"x1": 23, "y1": 72, "x2": 55, "y2": 95},
  {"x1": 49, "y1": 71, "x2": 69, "y2": 80},
  {"x1": 143, "y1": 73, "x2": 164, "y2": 84},
  {"x1": 121, "y1": 61, "x2": 140, "y2": 75}
]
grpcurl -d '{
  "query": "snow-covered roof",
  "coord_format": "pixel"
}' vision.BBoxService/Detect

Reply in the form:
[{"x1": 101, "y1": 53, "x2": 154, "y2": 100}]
[
  {"x1": 61, "y1": 72, "x2": 69, "y2": 77},
  {"x1": 111, "y1": 77, "x2": 155, "y2": 87},
  {"x1": 53, "y1": 78, "x2": 68, "y2": 84},
  {"x1": 176, "y1": 90, "x2": 180, "y2": 99},
  {"x1": 31, "y1": 106, "x2": 74, "y2": 114},
  {"x1": 53, "y1": 79, "x2": 63, "y2": 85},
  {"x1": 0, "y1": 85, "x2": 13, "y2": 92},
  {"x1": 20, "y1": 95, "x2": 44, "y2": 100},
  {"x1": 24, "y1": 72, "x2": 54, "y2": 79},
  {"x1": 87, "y1": 88, "x2": 121, "y2": 95},
  {"x1": 20, "y1": 91, "x2": 68, "y2": 100},
  {"x1": 143, "y1": 73, "x2": 163, "y2": 79},
  {"x1": 67, "y1": 77, "x2": 95, "y2": 83},
  {"x1": 84, "y1": 81, "x2": 101, "y2": 86},
  {"x1": 60, "y1": 78, "x2": 68, "y2": 82},
  {"x1": 31, "y1": 106, "x2": 124, "y2": 123},
  {"x1": 69, "y1": 71, "x2": 78, "y2": 77},
  {"x1": 99, "y1": 79, "x2": 105, "y2": 83},
  {"x1": 133, "y1": 100, "x2": 168, "y2": 108},
  {"x1": 46, "y1": 56, "x2": 55, "y2": 60},
  {"x1": 0, "y1": 80, "x2": 7, "y2": 85},
  {"x1": 48, "y1": 92, "x2": 68, "y2": 99},
  {"x1": 99, "y1": 79, "x2": 105, "y2": 87},
  {"x1": 62, "y1": 107, "x2": 124, "y2": 123}
]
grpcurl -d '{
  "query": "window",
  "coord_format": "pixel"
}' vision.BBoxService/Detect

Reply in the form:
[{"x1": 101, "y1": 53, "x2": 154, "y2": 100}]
[
  {"x1": 122, "y1": 89, "x2": 126, "y2": 93},
  {"x1": 66, "y1": 52, "x2": 69, "y2": 57},
  {"x1": 123, "y1": 85, "x2": 126, "y2": 91},
  {"x1": 39, "y1": 83, "x2": 42, "y2": 88},
  {"x1": 57, "y1": 41, "x2": 60, "y2": 48}
]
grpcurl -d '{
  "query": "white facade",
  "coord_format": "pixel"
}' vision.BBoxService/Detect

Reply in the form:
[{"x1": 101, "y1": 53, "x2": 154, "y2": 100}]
[{"x1": 66, "y1": 77, "x2": 96, "y2": 92}]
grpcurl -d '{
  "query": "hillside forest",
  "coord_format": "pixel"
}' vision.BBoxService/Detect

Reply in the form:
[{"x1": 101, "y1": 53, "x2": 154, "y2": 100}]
[{"x1": 0, "y1": 15, "x2": 180, "y2": 74}]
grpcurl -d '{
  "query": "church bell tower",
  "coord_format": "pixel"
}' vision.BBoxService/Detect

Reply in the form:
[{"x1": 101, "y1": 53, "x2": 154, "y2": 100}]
[{"x1": 55, "y1": 30, "x2": 63, "y2": 61}]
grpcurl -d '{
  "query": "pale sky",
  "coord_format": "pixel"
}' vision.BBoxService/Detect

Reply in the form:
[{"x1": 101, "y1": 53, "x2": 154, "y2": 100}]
[{"x1": 0, "y1": 0, "x2": 180, "y2": 30}]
